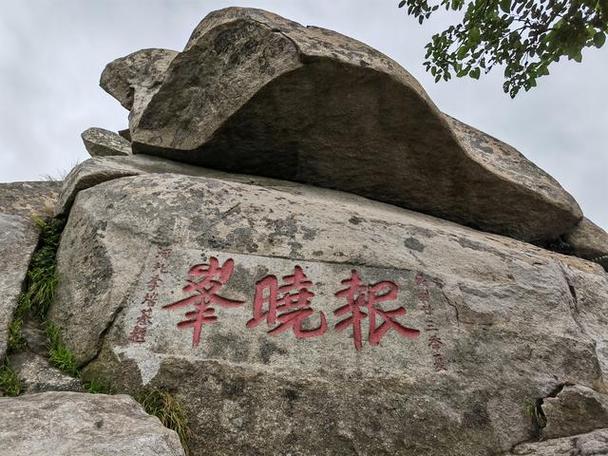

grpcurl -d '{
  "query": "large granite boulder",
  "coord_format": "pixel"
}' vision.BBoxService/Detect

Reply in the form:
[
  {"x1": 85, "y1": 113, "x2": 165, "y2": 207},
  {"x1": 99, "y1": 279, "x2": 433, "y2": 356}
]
[
  {"x1": 49, "y1": 173, "x2": 608, "y2": 456},
  {"x1": 564, "y1": 217, "x2": 608, "y2": 261},
  {"x1": 0, "y1": 182, "x2": 61, "y2": 362},
  {"x1": 0, "y1": 391, "x2": 185, "y2": 456},
  {"x1": 100, "y1": 48, "x2": 178, "y2": 132},
  {"x1": 81, "y1": 127, "x2": 131, "y2": 157},
  {"x1": 101, "y1": 7, "x2": 582, "y2": 243},
  {"x1": 54, "y1": 154, "x2": 299, "y2": 216}
]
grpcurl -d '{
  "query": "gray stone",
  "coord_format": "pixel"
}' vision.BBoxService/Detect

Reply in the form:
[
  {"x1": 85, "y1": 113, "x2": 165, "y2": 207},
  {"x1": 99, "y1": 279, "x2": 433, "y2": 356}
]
[
  {"x1": 542, "y1": 384, "x2": 608, "y2": 439},
  {"x1": 55, "y1": 154, "x2": 300, "y2": 216},
  {"x1": 49, "y1": 173, "x2": 608, "y2": 456},
  {"x1": 0, "y1": 215, "x2": 38, "y2": 361},
  {"x1": 81, "y1": 127, "x2": 131, "y2": 157},
  {"x1": 10, "y1": 352, "x2": 82, "y2": 393},
  {"x1": 508, "y1": 428, "x2": 608, "y2": 455},
  {"x1": 0, "y1": 181, "x2": 61, "y2": 218},
  {"x1": 0, "y1": 181, "x2": 61, "y2": 362},
  {"x1": 0, "y1": 391, "x2": 186, "y2": 456},
  {"x1": 564, "y1": 217, "x2": 608, "y2": 261},
  {"x1": 118, "y1": 7, "x2": 581, "y2": 243},
  {"x1": 100, "y1": 48, "x2": 178, "y2": 135}
]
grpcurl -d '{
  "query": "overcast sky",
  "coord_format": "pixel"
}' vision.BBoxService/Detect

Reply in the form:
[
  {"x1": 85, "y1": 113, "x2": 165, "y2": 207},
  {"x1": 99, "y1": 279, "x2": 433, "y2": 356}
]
[{"x1": 1, "y1": 1, "x2": 606, "y2": 229}]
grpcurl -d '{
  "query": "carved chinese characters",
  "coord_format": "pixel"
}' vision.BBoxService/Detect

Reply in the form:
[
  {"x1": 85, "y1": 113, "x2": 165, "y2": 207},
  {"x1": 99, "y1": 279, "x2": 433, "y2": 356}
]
[
  {"x1": 335, "y1": 270, "x2": 420, "y2": 351},
  {"x1": 128, "y1": 247, "x2": 172, "y2": 343},
  {"x1": 154, "y1": 256, "x2": 425, "y2": 353},
  {"x1": 162, "y1": 258, "x2": 244, "y2": 347},
  {"x1": 248, "y1": 266, "x2": 327, "y2": 339}
]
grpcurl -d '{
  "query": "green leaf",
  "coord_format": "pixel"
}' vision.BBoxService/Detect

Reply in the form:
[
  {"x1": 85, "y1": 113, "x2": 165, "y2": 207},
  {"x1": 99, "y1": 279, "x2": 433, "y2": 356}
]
[
  {"x1": 469, "y1": 67, "x2": 481, "y2": 79},
  {"x1": 398, "y1": 0, "x2": 406, "y2": 7},
  {"x1": 593, "y1": 31, "x2": 606, "y2": 48},
  {"x1": 499, "y1": 0, "x2": 511, "y2": 13}
]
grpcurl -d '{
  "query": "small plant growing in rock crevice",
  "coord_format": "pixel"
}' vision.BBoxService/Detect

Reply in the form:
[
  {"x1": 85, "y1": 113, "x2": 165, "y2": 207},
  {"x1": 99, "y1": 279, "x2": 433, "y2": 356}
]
[
  {"x1": 46, "y1": 321, "x2": 79, "y2": 377},
  {"x1": 7, "y1": 216, "x2": 65, "y2": 355},
  {"x1": 0, "y1": 359, "x2": 22, "y2": 396},
  {"x1": 524, "y1": 398, "x2": 547, "y2": 438},
  {"x1": 136, "y1": 388, "x2": 190, "y2": 454}
]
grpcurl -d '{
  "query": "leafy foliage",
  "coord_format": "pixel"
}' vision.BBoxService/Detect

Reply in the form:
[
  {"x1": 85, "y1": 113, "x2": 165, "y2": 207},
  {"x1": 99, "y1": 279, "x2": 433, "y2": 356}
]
[
  {"x1": 6, "y1": 216, "x2": 64, "y2": 354},
  {"x1": 397, "y1": 0, "x2": 608, "y2": 96},
  {"x1": 46, "y1": 321, "x2": 79, "y2": 377},
  {"x1": 0, "y1": 360, "x2": 22, "y2": 396},
  {"x1": 136, "y1": 388, "x2": 190, "y2": 454}
]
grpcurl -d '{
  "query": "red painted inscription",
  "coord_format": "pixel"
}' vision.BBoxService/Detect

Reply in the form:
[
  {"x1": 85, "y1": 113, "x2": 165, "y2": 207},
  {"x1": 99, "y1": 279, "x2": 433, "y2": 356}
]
[
  {"x1": 162, "y1": 257, "x2": 244, "y2": 347},
  {"x1": 247, "y1": 265, "x2": 328, "y2": 338},
  {"x1": 335, "y1": 270, "x2": 420, "y2": 351}
]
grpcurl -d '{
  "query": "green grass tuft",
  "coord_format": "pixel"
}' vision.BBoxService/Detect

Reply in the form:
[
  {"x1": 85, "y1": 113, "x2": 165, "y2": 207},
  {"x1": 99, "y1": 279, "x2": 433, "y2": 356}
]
[
  {"x1": 7, "y1": 318, "x2": 27, "y2": 352},
  {"x1": 136, "y1": 388, "x2": 190, "y2": 453},
  {"x1": 0, "y1": 360, "x2": 22, "y2": 396},
  {"x1": 83, "y1": 377, "x2": 115, "y2": 395},
  {"x1": 23, "y1": 216, "x2": 64, "y2": 319},
  {"x1": 46, "y1": 321, "x2": 79, "y2": 377}
]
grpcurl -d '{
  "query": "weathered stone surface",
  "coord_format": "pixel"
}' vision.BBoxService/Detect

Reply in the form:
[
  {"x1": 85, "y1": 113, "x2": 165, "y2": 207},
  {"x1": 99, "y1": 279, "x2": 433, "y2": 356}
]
[
  {"x1": 542, "y1": 384, "x2": 608, "y2": 439},
  {"x1": 0, "y1": 181, "x2": 60, "y2": 218},
  {"x1": 81, "y1": 127, "x2": 131, "y2": 157},
  {"x1": 10, "y1": 352, "x2": 82, "y2": 393},
  {"x1": 119, "y1": 7, "x2": 581, "y2": 243},
  {"x1": 0, "y1": 181, "x2": 61, "y2": 362},
  {"x1": 0, "y1": 215, "x2": 38, "y2": 361},
  {"x1": 100, "y1": 48, "x2": 178, "y2": 134},
  {"x1": 564, "y1": 217, "x2": 608, "y2": 260},
  {"x1": 55, "y1": 154, "x2": 300, "y2": 216},
  {"x1": 49, "y1": 173, "x2": 608, "y2": 455},
  {"x1": 508, "y1": 428, "x2": 608, "y2": 455},
  {"x1": 0, "y1": 391, "x2": 185, "y2": 456}
]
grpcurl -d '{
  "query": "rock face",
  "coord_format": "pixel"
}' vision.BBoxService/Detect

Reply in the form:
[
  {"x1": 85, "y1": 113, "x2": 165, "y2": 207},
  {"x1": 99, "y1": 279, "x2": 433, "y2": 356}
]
[
  {"x1": 81, "y1": 127, "x2": 132, "y2": 157},
  {"x1": 0, "y1": 181, "x2": 60, "y2": 362},
  {"x1": 508, "y1": 428, "x2": 608, "y2": 455},
  {"x1": 10, "y1": 352, "x2": 83, "y2": 393},
  {"x1": 102, "y1": 7, "x2": 583, "y2": 243},
  {"x1": 49, "y1": 173, "x2": 608, "y2": 456},
  {"x1": 564, "y1": 217, "x2": 608, "y2": 261},
  {"x1": 55, "y1": 154, "x2": 301, "y2": 216},
  {"x1": 0, "y1": 391, "x2": 186, "y2": 456},
  {"x1": 0, "y1": 181, "x2": 60, "y2": 218},
  {"x1": 0, "y1": 215, "x2": 38, "y2": 361},
  {"x1": 100, "y1": 48, "x2": 178, "y2": 132}
]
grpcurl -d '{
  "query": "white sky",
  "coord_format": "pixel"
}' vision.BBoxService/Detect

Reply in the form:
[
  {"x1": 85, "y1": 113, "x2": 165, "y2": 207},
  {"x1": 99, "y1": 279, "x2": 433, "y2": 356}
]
[{"x1": 1, "y1": 0, "x2": 606, "y2": 229}]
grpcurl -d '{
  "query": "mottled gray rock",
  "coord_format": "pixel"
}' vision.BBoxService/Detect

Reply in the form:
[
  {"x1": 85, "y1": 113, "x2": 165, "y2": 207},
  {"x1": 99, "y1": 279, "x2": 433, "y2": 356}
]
[
  {"x1": 0, "y1": 215, "x2": 38, "y2": 361},
  {"x1": 116, "y1": 7, "x2": 581, "y2": 243},
  {"x1": 508, "y1": 428, "x2": 608, "y2": 455},
  {"x1": 0, "y1": 181, "x2": 61, "y2": 362},
  {"x1": 10, "y1": 352, "x2": 82, "y2": 393},
  {"x1": 564, "y1": 217, "x2": 608, "y2": 260},
  {"x1": 0, "y1": 391, "x2": 185, "y2": 456},
  {"x1": 100, "y1": 48, "x2": 178, "y2": 135},
  {"x1": 81, "y1": 127, "x2": 131, "y2": 157},
  {"x1": 55, "y1": 154, "x2": 299, "y2": 216},
  {"x1": 542, "y1": 384, "x2": 608, "y2": 439},
  {"x1": 0, "y1": 181, "x2": 61, "y2": 218},
  {"x1": 49, "y1": 173, "x2": 608, "y2": 456}
]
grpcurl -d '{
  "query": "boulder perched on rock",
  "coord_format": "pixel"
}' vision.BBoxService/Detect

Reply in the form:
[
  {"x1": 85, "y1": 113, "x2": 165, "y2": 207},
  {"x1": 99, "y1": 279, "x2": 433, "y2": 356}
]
[
  {"x1": 100, "y1": 48, "x2": 178, "y2": 131},
  {"x1": 0, "y1": 391, "x2": 186, "y2": 456},
  {"x1": 564, "y1": 217, "x2": 608, "y2": 261},
  {"x1": 49, "y1": 173, "x2": 608, "y2": 456},
  {"x1": 101, "y1": 7, "x2": 582, "y2": 243},
  {"x1": 81, "y1": 127, "x2": 131, "y2": 157}
]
